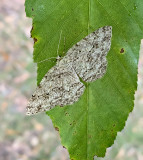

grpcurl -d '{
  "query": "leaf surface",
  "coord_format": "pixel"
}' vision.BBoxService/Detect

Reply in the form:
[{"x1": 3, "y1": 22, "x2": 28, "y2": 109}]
[{"x1": 25, "y1": 0, "x2": 143, "y2": 159}]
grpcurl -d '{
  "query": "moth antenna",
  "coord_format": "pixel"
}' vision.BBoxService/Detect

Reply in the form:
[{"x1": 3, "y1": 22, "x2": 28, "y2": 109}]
[
  {"x1": 63, "y1": 36, "x2": 66, "y2": 56},
  {"x1": 37, "y1": 57, "x2": 56, "y2": 64},
  {"x1": 36, "y1": 30, "x2": 63, "y2": 64},
  {"x1": 57, "y1": 30, "x2": 63, "y2": 57}
]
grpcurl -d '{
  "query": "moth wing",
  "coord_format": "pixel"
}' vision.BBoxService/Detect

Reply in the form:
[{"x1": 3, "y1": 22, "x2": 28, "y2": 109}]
[
  {"x1": 26, "y1": 62, "x2": 85, "y2": 115},
  {"x1": 66, "y1": 26, "x2": 112, "y2": 82}
]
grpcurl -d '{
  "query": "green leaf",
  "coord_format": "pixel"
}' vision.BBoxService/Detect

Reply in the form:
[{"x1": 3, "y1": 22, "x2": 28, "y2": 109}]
[{"x1": 25, "y1": 0, "x2": 143, "y2": 159}]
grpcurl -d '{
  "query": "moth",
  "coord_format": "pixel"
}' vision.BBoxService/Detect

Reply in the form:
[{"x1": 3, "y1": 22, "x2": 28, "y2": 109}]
[{"x1": 26, "y1": 26, "x2": 112, "y2": 115}]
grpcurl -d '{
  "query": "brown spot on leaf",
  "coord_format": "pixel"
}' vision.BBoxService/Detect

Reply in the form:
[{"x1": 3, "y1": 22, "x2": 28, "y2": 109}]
[
  {"x1": 120, "y1": 48, "x2": 124, "y2": 53},
  {"x1": 33, "y1": 37, "x2": 38, "y2": 44},
  {"x1": 55, "y1": 127, "x2": 59, "y2": 131},
  {"x1": 63, "y1": 146, "x2": 67, "y2": 149},
  {"x1": 73, "y1": 120, "x2": 76, "y2": 124},
  {"x1": 88, "y1": 135, "x2": 92, "y2": 138},
  {"x1": 65, "y1": 112, "x2": 70, "y2": 116},
  {"x1": 30, "y1": 26, "x2": 33, "y2": 38}
]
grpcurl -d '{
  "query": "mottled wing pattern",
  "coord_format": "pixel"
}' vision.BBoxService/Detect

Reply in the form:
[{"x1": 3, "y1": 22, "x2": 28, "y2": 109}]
[
  {"x1": 66, "y1": 26, "x2": 112, "y2": 82},
  {"x1": 26, "y1": 61, "x2": 85, "y2": 115},
  {"x1": 26, "y1": 26, "x2": 112, "y2": 115}
]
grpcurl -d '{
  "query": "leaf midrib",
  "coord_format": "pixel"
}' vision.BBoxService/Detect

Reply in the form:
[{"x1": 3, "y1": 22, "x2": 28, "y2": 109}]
[{"x1": 86, "y1": 0, "x2": 91, "y2": 159}]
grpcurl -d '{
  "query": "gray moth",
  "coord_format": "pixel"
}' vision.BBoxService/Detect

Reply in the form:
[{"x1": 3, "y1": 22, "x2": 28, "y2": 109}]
[{"x1": 26, "y1": 26, "x2": 112, "y2": 115}]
